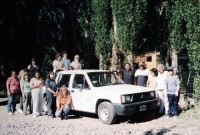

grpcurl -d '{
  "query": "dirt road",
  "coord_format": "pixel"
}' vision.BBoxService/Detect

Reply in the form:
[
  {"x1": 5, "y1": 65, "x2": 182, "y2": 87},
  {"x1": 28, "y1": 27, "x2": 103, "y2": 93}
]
[{"x1": 0, "y1": 97, "x2": 200, "y2": 135}]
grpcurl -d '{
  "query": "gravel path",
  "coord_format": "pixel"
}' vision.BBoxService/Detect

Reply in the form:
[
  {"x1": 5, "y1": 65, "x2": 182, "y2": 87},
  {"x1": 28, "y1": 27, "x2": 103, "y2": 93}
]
[{"x1": 0, "y1": 97, "x2": 200, "y2": 135}]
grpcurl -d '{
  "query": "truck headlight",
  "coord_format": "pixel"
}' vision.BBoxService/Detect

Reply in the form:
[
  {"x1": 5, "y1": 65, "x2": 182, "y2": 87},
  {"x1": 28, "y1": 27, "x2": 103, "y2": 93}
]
[
  {"x1": 150, "y1": 91, "x2": 155, "y2": 98},
  {"x1": 121, "y1": 95, "x2": 133, "y2": 104}
]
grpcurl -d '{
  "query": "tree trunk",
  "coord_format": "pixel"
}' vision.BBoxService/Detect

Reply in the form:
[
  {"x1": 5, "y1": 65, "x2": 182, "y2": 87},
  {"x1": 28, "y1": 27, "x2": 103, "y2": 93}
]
[{"x1": 171, "y1": 47, "x2": 178, "y2": 73}]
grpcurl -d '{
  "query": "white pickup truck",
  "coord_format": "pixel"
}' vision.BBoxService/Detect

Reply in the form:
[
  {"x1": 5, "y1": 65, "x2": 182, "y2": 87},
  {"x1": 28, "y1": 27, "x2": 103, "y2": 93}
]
[{"x1": 55, "y1": 70, "x2": 157, "y2": 124}]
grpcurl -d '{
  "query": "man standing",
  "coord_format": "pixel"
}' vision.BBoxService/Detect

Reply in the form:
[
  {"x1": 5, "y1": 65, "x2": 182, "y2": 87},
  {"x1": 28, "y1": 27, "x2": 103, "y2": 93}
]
[
  {"x1": 135, "y1": 62, "x2": 149, "y2": 87},
  {"x1": 119, "y1": 63, "x2": 135, "y2": 85}
]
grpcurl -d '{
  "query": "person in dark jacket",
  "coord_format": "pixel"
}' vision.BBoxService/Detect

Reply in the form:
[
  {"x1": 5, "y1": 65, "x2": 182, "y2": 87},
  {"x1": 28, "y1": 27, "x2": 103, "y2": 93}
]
[{"x1": 45, "y1": 71, "x2": 57, "y2": 118}]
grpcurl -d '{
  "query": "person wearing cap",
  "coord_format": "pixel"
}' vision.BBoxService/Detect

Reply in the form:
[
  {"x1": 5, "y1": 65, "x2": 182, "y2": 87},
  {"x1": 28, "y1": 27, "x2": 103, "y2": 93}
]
[
  {"x1": 157, "y1": 64, "x2": 168, "y2": 114},
  {"x1": 135, "y1": 62, "x2": 149, "y2": 87},
  {"x1": 165, "y1": 66, "x2": 180, "y2": 118}
]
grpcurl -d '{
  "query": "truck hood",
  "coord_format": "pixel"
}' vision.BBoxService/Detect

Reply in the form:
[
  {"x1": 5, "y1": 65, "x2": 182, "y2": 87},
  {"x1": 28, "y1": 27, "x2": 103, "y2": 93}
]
[{"x1": 94, "y1": 84, "x2": 155, "y2": 95}]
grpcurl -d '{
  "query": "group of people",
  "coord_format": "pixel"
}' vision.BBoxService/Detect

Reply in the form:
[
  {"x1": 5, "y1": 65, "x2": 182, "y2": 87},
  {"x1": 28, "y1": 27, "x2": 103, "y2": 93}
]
[
  {"x1": 6, "y1": 51, "x2": 81, "y2": 120},
  {"x1": 117, "y1": 62, "x2": 180, "y2": 118}
]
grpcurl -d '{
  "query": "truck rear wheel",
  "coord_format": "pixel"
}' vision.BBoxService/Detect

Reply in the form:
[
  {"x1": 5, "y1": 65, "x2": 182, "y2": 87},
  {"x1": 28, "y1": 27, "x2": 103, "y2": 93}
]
[{"x1": 97, "y1": 102, "x2": 116, "y2": 124}]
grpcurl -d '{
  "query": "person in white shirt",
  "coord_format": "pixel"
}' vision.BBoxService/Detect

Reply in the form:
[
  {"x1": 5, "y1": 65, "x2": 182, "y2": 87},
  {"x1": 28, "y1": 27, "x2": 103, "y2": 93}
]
[
  {"x1": 157, "y1": 64, "x2": 168, "y2": 114},
  {"x1": 53, "y1": 53, "x2": 64, "y2": 74},
  {"x1": 135, "y1": 62, "x2": 149, "y2": 87},
  {"x1": 70, "y1": 55, "x2": 82, "y2": 70}
]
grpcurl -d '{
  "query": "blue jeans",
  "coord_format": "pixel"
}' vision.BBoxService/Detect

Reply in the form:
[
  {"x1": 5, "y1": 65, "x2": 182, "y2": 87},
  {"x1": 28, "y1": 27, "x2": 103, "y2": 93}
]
[
  {"x1": 167, "y1": 94, "x2": 179, "y2": 115},
  {"x1": 7, "y1": 93, "x2": 20, "y2": 113},
  {"x1": 55, "y1": 106, "x2": 71, "y2": 117}
]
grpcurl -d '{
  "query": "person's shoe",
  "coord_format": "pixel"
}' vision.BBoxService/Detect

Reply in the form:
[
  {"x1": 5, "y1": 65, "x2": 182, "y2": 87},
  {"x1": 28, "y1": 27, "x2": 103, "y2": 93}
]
[
  {"x1": 14, "y1": 111, "x2": 19, "y2": 114},
  {"x1": 8, "y1": 112, "x2": 13, "y2": 115},
  {"x1": 33, "y1": 114, "x2": 38, "y2": 118},
  {"x1": 18, "y1": 109, "x2": 23, "y2": 114},
  {"x1": 173, "y1": 115, "x2": 178, "y2": 119}
]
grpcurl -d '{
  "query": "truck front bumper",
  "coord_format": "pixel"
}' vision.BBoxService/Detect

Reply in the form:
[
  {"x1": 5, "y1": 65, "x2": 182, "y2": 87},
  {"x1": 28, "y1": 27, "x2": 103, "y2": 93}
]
[{"x1": 113, "y1": 99, "x2": 158, "y2": 115}]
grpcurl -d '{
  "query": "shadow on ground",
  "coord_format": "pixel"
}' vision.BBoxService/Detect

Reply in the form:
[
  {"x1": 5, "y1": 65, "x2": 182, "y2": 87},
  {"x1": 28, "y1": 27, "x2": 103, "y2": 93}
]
[
  {"x1": 116, "y1": 111, "x2": 164, "y2": 124},
  {"x1": 143, "y1": 126, "x2": 179, "y2": 135},
  {"x1": 0, "y1": 97, "x2": 8, "y2": 106}
]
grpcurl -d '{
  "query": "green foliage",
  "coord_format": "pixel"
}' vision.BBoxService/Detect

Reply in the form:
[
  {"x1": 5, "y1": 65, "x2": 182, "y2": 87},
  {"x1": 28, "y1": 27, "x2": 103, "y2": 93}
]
[
  {"x1": 111, "y1": 0, "x2": 147, "y2": 55},
  {"x1": 91, "y1": 0, "x2": 112, "y2": 68}
]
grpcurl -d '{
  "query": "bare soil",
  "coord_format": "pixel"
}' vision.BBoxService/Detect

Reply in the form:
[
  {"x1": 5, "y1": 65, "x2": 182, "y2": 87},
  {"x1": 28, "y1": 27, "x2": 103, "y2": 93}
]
[{"x1": 0, "y1": 97, "x2": 200, "y2": 135}]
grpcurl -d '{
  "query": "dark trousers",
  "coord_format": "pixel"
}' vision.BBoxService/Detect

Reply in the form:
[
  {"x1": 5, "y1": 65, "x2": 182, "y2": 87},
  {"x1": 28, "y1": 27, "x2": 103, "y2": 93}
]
[
  {"x1": 167, "y1": 94, "x2": 179, "y2": 115},
  {"x1": 7, "y1": 93, "x2": 20, "y2": 113},
  {"x1": 23, "y1": 92, "x2": 32, "y2": 114},
  {"x1": 46, "y1": 93, "x2": 56, "y2": 117}
]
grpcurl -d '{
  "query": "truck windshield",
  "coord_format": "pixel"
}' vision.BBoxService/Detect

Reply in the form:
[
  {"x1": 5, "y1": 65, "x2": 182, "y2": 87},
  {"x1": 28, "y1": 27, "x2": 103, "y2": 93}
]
[{"x1": 88, "y1": 72, "x2": 124, "y2": 87}]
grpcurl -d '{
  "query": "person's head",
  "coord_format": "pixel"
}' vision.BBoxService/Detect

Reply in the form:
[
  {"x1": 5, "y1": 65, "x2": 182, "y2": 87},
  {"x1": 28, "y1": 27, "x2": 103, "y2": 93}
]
[
  {"x1": 23, "y1": 74, "x2": 29, "y2": 81},
  {"x1": 31, "y1": 58, "x2": 36, "y2": 65},
  {"x1": 167, "y1": 67, "x2": 174, "y2": 76},
  {"x1": 34, "y1": 70, "x2": 41, "y2": 79},
  {"x1": 74, "y1": 55, "x2": 80, "y2": 61},
  {"x1": 125, "y1": 63, "x2": 131, "y2": 70},
  {"x1": 150, "y1": 68, "x2": 158, "y2": 77},
  {"x1": 60, "y1": 86, "x2": 69, "y2": 96},
  {"x1": 157, "y1": 64, "x2": 165, "y2": 73},
  {"x1": 62, "y1": 51, "x2": 68, "y2": 59},
  {"x1": 23, "y1": 68, "x2": 30, "y2": 74},
  {"x1": 55, "y1": 53, "x2": 62, "y2": 61},
  {"x1": 11, "y1": 70, "x2": 17, "y2": 78},
  {"x1": 139, "y1": 62, "x2": 145, "y2": 69},
  {"x1": 46, "y1": 71, "x2": 55, "y2": 79}
]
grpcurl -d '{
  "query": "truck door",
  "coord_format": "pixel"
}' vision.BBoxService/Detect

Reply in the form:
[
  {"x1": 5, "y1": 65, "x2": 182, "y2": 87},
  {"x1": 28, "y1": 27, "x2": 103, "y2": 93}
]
[{"x1": 70, "y1": 74, "x2": 92, "y2": 112}]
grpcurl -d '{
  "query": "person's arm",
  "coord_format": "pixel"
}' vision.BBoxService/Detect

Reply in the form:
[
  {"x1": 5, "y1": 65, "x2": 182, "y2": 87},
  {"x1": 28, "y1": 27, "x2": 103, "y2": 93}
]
[
  {"x1": 45, "y1": 79, "x2": 56, "y2": 94},
  {"x1": 30, "y1": 78, "x2": 40, "y2": 89},
  {"x1": 6, "y1": 78, "x2": 11, "y2": 95},
  {"x1": 27, "y1": 65, "x2": 31, "y2": 70},
  {"x1": 175, "y1": 78, "x2": 181, "y2": 96},
  {"x1": 146, "y1": 77, "x2": 150, "y2": 87}
]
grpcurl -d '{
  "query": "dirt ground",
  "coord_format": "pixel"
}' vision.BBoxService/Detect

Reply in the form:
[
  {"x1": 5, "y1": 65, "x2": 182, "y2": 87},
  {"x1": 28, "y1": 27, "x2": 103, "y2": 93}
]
[{"x1": 0, "y1": 97, "x2": 200, "y2": 135}]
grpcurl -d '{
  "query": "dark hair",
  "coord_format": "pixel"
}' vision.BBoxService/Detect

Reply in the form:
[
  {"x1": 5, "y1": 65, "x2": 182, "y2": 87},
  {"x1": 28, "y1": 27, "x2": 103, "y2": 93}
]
[
  {"x1": 150, "y1": 68, "x2": 158, "y2": 76},
  {"x1": 46, "y1": 71, "x2": 54, "y2": 79},
  {"x1": 32, "y1": 58, "x2": 36, "y2": 61},
  {"x1": 125, "y1": 63, "x2": 131, "y2": 66},
  {"x1": 34, "y1": 70, "x2": 41, "y2": 76},
  {"x1": 55, "y1": 53, "x2": 62, "y2": 59},
  {"x1": 62, "y1": 51, "x2": 68, "y2": 56}
]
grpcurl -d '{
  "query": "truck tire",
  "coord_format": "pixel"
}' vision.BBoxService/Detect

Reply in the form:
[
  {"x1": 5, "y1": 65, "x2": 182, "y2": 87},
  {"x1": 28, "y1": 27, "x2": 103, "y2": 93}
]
[{"x1": 97, "y1": 102, "x2": 116, "y2": 124}]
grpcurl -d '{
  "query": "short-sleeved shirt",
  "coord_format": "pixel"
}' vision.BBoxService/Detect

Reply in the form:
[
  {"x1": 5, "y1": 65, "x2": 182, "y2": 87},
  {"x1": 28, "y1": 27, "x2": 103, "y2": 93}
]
[
  {"x1": 71, "y1": 61, "x2": 82, "y2": 70},
  {"x1": 23, "y1": 81, "x2": 31, "y2": 93},
  {"x1": 62, "y1": 59, "x2": 71, "y2": 70},
  {"x1": 120, "y1": 69, "x2": 135, "y2": 84},
  {"x1": 6, "y1": 77, "x2": 20, "y2": 93},
  {"x1": 53, "y1": 60, "x2": 63, "y2": 73},
  {"x1": 165, "y1": 76, "x2": 180, "y2": 94},
  {"x1": 135, "y1": 69, "x2": 149, "y2": 86},
  {"x1": 148, "y1": 75, "x2": 157, "y2": 88},
  {"x1": 157, "y1": 71, "x2": 168, "y2": 90}
]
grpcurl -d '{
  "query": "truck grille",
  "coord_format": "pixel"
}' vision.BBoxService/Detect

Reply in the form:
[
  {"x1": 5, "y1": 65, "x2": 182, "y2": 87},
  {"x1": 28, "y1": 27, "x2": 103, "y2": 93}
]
[{"x1": 133, "y1": 92, "x2": 154, "y2": 103}]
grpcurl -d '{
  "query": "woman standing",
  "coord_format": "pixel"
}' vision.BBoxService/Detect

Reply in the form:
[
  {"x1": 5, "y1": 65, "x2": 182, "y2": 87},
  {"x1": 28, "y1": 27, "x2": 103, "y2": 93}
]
[
  {"x1": 6, "y1": 70, "x2": 21, "y2": 115},
  {"x1": 56, "y1": 86, "x2": 72, "y2": 120},
  {"x1": 30, "y1": 70, "x2": 44, "y2": 117},
  {"x1": 45, "y1": 72, "x2": 57, "y2": 118},
  {"x1": 22, "y1": 74, "x2": 32, "y2": 115},
  {"x1": 27, "y1": 58, "x2": 39, "y2": 79}
]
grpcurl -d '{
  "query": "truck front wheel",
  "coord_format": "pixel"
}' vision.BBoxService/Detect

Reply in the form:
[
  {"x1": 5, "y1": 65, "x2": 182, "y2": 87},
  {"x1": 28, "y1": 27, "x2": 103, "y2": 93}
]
[{"x1": 97, "y1": 102, "x2": 116, "y2": 124}]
